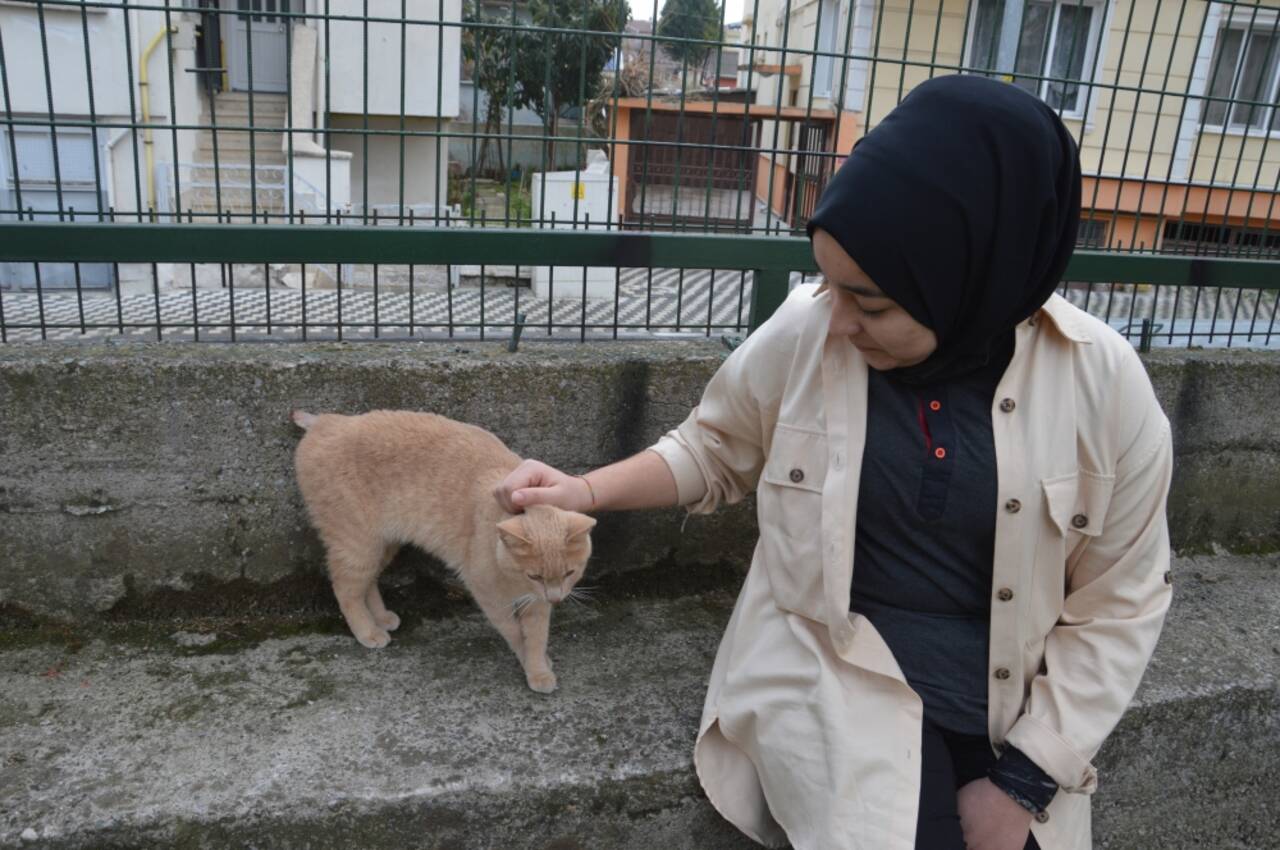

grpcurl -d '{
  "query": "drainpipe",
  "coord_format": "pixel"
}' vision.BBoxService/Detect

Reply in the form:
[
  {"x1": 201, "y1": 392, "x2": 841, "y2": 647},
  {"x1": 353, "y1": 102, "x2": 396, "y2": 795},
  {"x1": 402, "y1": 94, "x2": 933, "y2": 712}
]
[{"x1": 139, "y1": 25, "x2": 178, "y2": 217}]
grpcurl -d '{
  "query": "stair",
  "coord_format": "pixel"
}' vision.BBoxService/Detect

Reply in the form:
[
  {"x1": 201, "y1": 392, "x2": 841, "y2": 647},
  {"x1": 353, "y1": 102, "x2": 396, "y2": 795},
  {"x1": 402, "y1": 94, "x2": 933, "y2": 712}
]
[
  {"x1": 0, "y1": 554, "x2": 1275, "y2": 848},
  {"x1": 185, "y1": 92, "x2": 290, "y2": 221}
]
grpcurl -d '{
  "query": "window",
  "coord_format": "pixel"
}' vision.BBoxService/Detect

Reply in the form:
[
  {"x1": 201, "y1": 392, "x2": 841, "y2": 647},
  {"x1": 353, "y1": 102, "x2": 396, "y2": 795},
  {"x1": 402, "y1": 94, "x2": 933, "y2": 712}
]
[
  {"x1": 1162, "y1": 220, "x2": 1280, "y2": 256},
  {"x1": 1077, "y1": 218, "x2": 1108, "y2": 248},
  {"x1": 1203, "y1": 17, "x2": 1280, "y2": 133},
  {"x1": 966, "y1": 0, "x2": 1106, "y2": 117},
  {"x1": 813, "y1": 0, "x2": 840, "y2": 97}
]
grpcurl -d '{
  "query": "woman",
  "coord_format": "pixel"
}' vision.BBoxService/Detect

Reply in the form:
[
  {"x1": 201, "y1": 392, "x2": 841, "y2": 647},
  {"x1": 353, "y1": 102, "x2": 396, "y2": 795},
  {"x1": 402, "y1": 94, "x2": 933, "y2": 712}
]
[{"x1": 494, "y1": 75, "x2": 1172, "y2": 850}]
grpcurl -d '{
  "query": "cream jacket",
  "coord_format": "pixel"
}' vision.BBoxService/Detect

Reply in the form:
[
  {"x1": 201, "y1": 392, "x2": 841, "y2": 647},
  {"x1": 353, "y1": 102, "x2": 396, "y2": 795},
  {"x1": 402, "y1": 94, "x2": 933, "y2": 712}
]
[{"x1": 648, "y1": 285, "x2": 1173, "y2": 850}]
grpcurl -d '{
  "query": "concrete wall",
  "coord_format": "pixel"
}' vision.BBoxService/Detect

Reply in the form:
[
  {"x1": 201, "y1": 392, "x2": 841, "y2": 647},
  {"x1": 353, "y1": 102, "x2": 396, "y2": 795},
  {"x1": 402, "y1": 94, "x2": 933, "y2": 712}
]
[{"x1": 0, "y1": 342, "x2": 1276, "y2": 617}]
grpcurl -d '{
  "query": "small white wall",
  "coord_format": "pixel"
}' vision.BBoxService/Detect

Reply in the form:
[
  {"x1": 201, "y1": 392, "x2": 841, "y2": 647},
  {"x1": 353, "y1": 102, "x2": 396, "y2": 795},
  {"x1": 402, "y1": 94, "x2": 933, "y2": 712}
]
[{"x1": 322, "y1": 0, "x2": 462, "y2": 119}]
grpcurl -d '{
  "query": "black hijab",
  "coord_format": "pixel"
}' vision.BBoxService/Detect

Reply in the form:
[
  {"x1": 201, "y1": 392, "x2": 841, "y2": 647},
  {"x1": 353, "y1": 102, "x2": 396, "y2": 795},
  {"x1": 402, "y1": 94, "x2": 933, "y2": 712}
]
[{"x1": 806, "y1": 74, "x2": 1082, "y2": 385}]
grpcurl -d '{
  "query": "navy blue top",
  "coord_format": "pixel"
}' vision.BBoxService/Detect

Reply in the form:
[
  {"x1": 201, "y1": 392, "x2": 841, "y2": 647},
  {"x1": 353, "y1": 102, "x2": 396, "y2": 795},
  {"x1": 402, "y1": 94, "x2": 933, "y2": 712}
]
[
  {"x1": 851, "y1": 358, "x2": 1004, "y2": 735},
  {"x1": 850, "y1": 349, "x2": 1060, "y2": 812}
]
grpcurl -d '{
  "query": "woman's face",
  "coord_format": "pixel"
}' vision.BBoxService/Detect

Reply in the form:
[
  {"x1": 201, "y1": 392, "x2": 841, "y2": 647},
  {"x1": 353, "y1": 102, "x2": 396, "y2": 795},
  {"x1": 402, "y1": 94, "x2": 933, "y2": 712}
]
[{"x1": 812, "y1": 228, "x2": 938, "y2": 371}]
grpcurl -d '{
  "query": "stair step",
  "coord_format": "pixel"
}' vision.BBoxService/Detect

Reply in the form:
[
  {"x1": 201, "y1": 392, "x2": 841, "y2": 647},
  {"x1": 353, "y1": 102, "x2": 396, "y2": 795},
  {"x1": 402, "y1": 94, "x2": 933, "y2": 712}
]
[
  {"x1": 192, "y1": 150, "x2": 289, "y2": 168},
  {"x1": 194, "y1": 130, "x2": 288, "y2": 153},
  {"x1": 1, "y1": 554, "x2": 1275, "y2": 848}
]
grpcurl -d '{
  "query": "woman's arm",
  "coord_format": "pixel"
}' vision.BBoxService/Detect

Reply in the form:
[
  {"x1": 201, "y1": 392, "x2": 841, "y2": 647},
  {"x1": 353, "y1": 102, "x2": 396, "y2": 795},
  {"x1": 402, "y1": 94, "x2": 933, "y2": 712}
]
[{"x1": 492, "y1": 451, "x2": 679, "y2": 514}]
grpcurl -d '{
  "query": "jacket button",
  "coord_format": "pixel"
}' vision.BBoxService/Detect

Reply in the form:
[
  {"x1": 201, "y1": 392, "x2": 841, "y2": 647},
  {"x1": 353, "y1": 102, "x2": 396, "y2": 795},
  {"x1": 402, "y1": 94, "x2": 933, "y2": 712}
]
[
  {"x1": 994, "y1": 667, "x2": 1011, "y2": 680},
  {"x1": 1072, "y1": 513, "x2": 1089, "y2": 529},
  {"x1": 1035, "y1": 811, "x2": 1051, "y2": 824},
  {"x1": 789, "y1": 468, "x2": 805, "y2": 484},
  {"x1": 1005, "y1": 499, "x2": 1022, "y2": 514},
  {"x1": 997, "y1": 587, "x2": 1014, "y2": 602},
  {"x1": 1000, "y1": 398, "x2": 1016, "y2": 413}
]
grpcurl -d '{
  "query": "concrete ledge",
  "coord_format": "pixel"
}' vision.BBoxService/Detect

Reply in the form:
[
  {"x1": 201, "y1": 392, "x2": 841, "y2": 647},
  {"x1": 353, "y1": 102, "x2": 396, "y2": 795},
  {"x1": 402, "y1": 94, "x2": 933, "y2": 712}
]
[
  {"x1": 0, "y1": 555, "x2": 1275, "y2": 849},
  {"x1": 0, "y1": 343, "x2": 1277, "y2": 617}
]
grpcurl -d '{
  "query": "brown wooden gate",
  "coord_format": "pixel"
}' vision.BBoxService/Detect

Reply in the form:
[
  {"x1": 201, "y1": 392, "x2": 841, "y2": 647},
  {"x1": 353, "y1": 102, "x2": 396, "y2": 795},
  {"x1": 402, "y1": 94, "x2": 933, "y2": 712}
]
[{"x1": 626, "y1": 111, "x2": 759, "y2": 232}]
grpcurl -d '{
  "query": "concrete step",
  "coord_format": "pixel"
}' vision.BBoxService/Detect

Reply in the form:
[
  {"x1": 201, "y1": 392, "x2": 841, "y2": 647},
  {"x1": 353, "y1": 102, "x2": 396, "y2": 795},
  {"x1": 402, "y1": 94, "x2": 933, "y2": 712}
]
[
  {"x1": 193, "y1": 130, "x2": 288, "y2": 153},
  {"x1": 0, "y1": 554, "x2": 1275, "y2": 849}
]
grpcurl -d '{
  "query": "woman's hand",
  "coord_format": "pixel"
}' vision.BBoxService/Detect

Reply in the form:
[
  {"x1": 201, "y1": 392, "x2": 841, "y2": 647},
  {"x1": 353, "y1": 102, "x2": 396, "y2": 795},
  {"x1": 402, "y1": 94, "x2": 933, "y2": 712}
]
[
  {"x1": 493, "y1": 459, "x2": 593, "y2": 514},
  {"x1": 956, "y1": 778, "x2": 1035, "y2": 850}
]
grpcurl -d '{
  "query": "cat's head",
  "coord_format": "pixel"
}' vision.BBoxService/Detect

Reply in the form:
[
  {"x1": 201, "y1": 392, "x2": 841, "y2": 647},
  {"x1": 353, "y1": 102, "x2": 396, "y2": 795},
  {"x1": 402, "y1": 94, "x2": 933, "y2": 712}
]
[{"x1": 495, "y1": 505, "x2": 596, "y2": 603}]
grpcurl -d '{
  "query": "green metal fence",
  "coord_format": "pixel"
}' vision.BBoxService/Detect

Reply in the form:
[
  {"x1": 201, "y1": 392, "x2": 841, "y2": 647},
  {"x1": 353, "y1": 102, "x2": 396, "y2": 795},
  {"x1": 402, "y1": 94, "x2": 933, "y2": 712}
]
[{"x1": 0, "y1": 0, "x2": 1278, "y2": 346}]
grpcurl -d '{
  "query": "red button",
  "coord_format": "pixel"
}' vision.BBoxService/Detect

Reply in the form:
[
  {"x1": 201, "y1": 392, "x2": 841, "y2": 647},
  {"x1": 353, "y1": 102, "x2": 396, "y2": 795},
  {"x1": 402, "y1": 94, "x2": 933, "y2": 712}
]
[
  {"x1": 934, "y1": 447, "x2": 946, "y2": 459},
  {"x1": 929, "y1": 400, "x2": 941, "y2": 411}
]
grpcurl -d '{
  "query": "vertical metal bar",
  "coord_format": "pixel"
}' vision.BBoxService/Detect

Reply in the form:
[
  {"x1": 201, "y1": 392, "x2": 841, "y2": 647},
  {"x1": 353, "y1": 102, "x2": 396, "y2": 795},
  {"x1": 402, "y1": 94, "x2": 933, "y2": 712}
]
[
  {"x1": 247, "y1": 0, "x2": 259, "y2": 225},
  {"x1": 324, "y1": 0, "x2": 333, "y2": 223},
  {"x1": 0, "y1": 23, "x2": 24, "y2": 218},
  {"x1": 467, "y1": 4, "x2": 482, "y2": 227},
  {"x1": 503, "y1": 0, "x2": 519, "y2": 225},
  {"x1": 33, "y1": 258, "x2": 47, "y2": 341},
  {"x1": 1081, "y1": 0, "x2": 1142, "y2": 249},
  {"x1": 70, "y1": 207, "x2": 86, "y2": 334},
  {"x1": 435, "y1": 0, "x2": 446, "y2": 226},
  {"x1": 163, "y1": 1, "x2": 181, "y2": 223},
  {"x1": 637, "y1": 0, "x2": 661, "y2": 233},
  {"x1": 748, "y1": 267, "x2": 789, "y2": 333},
  {"x1": 35, "y1": 1, "x2": 65, "y2": 220},
  {"x1": 81, "y1": 2, "x2": 106, "y2": 223},
  {"x1": 700, "y1": 0, "x2": 734, "y2": 235},
  {"x1": 151, "y1": 261, "x2": 162, "y2": 340},
  {"x1": 285, "y1": 2, "x2": 295, "y2": 222},
  {"x1": 761, "y1": 0, "x2": 796, "y2": 234},
  {"x1": 731, "y1": 0, "x2": 766, "y2": 233},
  {"x1": 669, "y1": 51, "x2": 691, "y2": 230},
  {"x1": 300, "y1": 258, "x2": 308, "y2": 340},
  {"x1": 1143, "y1": 0, "x2": 1207, "y2": 256},
  {"x1": 122, "y1": 0, "x2": 146, "y2": 221},
  {"x1": 399, "y1": 0, "x2": 407, "y2": 225},
  {"x1": 362, "y1": 0, "x2": 370, "y2": 223}
]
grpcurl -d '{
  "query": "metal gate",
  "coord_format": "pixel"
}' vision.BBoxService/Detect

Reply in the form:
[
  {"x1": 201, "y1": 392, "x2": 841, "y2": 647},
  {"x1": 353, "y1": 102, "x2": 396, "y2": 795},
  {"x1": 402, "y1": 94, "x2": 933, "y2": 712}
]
[
  {"x1": 626, "y1": 112, "x2": 759, "y2": 232},
  {"x1": 227, "y1": 0, "x2": 291, "y2": 93}
]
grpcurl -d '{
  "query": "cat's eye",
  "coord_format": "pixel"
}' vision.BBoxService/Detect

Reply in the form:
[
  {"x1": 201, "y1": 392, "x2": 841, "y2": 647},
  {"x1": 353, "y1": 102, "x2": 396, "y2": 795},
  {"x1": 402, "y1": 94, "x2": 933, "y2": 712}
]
[
  {"x1": 526, "y1": 573, "x2": 543, "y2": 582},
  {"x1": 566, "y1": 570, "x2": 576, "y2": 577}
]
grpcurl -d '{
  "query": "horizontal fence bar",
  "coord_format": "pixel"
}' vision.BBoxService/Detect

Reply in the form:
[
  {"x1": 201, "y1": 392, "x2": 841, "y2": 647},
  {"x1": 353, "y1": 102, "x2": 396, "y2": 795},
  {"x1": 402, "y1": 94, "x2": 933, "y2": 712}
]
[{"x1": 1, "y1": 224, "x2": 1277, "y2": 289}]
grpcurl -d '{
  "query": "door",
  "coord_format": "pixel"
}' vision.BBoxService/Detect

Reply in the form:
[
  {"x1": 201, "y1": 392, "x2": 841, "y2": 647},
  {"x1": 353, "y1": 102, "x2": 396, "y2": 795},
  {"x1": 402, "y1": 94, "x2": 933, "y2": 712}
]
[
  {"x1": 227, "y1": 0, "x2": 291, "y2": 92},
  {"x1": 0, "y1": 128, "x2": 112, "y2": 290}
]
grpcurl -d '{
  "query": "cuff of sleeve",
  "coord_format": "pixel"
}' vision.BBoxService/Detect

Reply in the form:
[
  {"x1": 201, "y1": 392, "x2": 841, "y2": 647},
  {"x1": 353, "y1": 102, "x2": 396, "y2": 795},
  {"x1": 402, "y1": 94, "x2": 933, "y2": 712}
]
[
  {"x1": 989, "y1": 746, "x2": 1059, "y2": 814},
  {"x1": 647, "y1": 436, "x2": 711, "y2": 510},
  {"x1": 1003, "y1": 714, "x2": 1098, "y2": 795}
]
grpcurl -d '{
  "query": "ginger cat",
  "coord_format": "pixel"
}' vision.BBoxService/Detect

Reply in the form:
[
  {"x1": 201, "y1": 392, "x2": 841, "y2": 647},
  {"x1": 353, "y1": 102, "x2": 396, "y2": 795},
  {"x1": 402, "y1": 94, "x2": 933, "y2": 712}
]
[{"x1": 291, "y1": 409, "x2": 596, "y2": 693}]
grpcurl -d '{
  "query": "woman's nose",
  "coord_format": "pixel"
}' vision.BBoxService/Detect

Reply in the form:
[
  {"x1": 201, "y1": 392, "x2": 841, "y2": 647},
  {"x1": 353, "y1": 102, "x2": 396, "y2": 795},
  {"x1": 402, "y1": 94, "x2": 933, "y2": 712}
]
[{"x1": 829, "y1": 301, "x2": 862, "y2": 337}]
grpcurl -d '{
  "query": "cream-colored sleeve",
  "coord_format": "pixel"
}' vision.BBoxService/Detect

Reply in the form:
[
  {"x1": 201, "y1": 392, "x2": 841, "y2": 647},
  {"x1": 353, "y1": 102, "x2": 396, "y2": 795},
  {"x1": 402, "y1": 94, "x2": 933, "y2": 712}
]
[
  {"x1": 648, "y1": 293, "x2": 803, "y2": 514},
  {"x1": 1006, "y1": 353, "x2": 1174, "y2": 794}
]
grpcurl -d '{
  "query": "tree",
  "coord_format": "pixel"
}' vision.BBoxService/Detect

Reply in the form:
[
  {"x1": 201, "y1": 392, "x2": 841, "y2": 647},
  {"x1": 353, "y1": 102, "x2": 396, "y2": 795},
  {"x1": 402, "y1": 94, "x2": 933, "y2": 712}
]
[
  {"x1": 656, "y1": 0, "x2": 723, "y2": 80},
  {"x1": 513, "y1": 0, "x2": 631, "y2": 167},
  {"x1": 461, "y1": 0, "x2": 518, "y2": 176}
]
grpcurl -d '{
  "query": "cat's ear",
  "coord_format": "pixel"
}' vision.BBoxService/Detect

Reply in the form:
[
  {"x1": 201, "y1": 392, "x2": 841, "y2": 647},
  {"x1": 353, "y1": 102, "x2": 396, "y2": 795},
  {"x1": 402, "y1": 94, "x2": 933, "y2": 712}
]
[
  {"x1": 563, "y1": 512, "x2": 597, "y2": 541},
  {"x1": 497, "y1": 516, "x2": 534, "y2": 549}
]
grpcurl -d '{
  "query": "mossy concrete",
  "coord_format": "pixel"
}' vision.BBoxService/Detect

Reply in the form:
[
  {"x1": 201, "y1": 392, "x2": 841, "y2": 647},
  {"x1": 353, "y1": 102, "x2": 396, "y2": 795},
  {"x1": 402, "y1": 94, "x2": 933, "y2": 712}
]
[
  {"x1": 0, "y1": 555, "x2": 1275, "y2": 849},
  {"x1": 0, "y1": 343, "x2": 1277, "y2": 618}
]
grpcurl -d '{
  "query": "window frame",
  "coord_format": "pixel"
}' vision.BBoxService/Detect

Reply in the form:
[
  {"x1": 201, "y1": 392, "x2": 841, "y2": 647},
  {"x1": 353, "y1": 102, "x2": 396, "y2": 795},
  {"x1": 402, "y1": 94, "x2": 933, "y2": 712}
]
[
  {"x1": 1200, "y1": 9, "x2": 1280, "y2": 138},
  {"x1": 962, "y1": 0, "x2": 1109, "y2": 121}
]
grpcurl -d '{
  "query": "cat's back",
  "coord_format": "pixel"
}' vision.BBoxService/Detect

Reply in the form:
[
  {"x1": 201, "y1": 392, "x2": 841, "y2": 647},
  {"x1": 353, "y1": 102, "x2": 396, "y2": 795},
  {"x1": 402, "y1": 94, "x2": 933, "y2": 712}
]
[{"x1": 297, "y1": 410, "x2": 519, "y2": 477}]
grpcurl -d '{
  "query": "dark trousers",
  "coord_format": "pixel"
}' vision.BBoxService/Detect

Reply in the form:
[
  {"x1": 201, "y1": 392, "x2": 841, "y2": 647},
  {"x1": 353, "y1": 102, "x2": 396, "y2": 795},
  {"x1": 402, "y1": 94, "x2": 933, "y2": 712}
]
[{"x1": 916, "y1": 720, "x2": 1042, "y2": 850}]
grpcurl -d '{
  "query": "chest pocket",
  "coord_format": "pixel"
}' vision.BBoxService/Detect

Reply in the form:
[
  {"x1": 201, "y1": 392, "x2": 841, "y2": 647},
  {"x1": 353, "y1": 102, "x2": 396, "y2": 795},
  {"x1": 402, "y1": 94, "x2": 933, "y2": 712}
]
[
  {"x1": 1032, "y1": 470, "x2": 1116, "y2": 636},
  {"x1": 1042, "y1": 470, "x2": 1115, "y2": 540},
  {"x1": 757, "y1": 424, "x2": 829, "y2": 620}
]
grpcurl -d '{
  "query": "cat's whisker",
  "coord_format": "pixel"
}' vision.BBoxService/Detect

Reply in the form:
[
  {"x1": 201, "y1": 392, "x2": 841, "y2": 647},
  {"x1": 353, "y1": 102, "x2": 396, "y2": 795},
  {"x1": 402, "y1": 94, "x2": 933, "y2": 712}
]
[{"x1": 511, "y1": 593, "x2": 537, "y2": 618}]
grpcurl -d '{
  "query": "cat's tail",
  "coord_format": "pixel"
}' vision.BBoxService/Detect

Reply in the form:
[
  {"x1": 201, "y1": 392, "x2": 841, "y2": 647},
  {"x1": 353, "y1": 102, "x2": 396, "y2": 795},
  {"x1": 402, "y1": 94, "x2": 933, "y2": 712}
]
[{"x1": 291, "y1": 409, "x2": 319, "y2": 430}]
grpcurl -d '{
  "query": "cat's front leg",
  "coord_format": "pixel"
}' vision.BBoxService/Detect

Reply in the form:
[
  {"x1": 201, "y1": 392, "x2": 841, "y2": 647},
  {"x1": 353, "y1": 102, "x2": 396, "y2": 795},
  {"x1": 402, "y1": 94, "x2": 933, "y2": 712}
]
[
  {"x1": 518, "y1": 600, "x2": 556, "y2": 694},
  {"x1": 474, "y1": 596, "x2": 527, "y2": 669}
]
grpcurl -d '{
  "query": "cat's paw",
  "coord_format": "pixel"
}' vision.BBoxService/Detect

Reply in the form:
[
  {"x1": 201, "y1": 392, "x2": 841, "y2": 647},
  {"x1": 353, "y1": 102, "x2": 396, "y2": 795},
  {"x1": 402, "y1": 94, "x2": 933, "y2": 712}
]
[
  {"x1": 356, "y1": 629, "x2": 392, "y2": 649},
  {"x1": 376, "y1": 611, "x2": 401, "y2": 631},
  {"x1": 526, "y1": 670, "x2": 558, "y2": 694}
]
